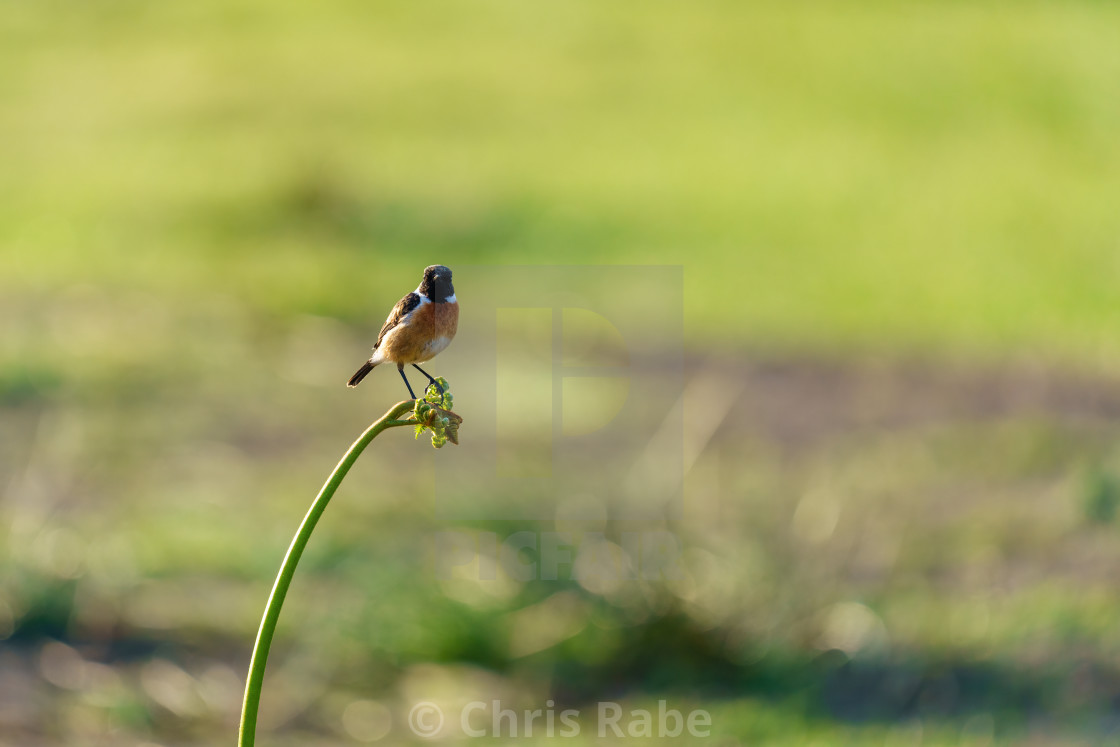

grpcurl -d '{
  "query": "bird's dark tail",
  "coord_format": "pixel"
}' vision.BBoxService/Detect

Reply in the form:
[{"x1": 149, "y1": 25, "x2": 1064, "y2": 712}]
[{"x1": 347, "y1": 361, "x2": 377, "y2": 388}]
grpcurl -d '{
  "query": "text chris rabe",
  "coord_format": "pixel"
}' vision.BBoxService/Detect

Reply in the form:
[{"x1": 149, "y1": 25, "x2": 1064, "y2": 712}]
[{"x1": 460, "y1": 700, "x2": 711, "y2": 738}]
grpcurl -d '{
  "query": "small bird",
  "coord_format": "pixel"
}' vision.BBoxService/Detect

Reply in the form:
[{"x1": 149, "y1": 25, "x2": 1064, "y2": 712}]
[{"x1": 347, "y1": 265, "x2": 458, "y2": 399}]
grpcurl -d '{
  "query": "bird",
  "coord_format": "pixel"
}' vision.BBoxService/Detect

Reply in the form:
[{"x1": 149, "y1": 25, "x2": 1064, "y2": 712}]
[{"x1": 346, "y1": 265, "x2": 458, "y2": 400}]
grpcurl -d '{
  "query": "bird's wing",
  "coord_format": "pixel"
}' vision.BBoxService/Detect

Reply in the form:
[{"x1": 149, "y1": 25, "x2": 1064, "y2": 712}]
[{"x1": 374, "y1": 292, "x2": 422, "y2": 350}]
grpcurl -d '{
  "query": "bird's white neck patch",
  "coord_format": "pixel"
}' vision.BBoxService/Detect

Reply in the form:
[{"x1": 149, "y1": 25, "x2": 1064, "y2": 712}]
[{"x1": 416, "y1": 287, "x2": 455, "y2": 304}]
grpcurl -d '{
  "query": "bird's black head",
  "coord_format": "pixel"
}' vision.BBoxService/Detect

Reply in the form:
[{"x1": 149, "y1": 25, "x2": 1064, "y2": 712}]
[{"x1": 419, "y1": 265, "x2": 454, "y2": 303}]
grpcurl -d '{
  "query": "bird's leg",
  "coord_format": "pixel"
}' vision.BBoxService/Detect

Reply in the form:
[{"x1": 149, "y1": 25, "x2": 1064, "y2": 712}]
[
  {"x1": 397, "y1": 365, "x2": 418, "y2": 400},
  {"x1": 412, "y1": 364, "x2": 444, "y2": 396}
]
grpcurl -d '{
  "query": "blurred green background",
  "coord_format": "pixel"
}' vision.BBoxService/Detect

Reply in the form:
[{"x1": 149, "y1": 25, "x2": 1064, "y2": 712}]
[{"x1": 3, "y1": 1, "x2": 1120, "y2": 744}]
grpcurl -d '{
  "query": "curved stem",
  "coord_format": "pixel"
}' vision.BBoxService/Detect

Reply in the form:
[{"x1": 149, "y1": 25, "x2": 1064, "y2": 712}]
[{"x1": 238, "y1": 399, "x2": 416, "y2": 747}]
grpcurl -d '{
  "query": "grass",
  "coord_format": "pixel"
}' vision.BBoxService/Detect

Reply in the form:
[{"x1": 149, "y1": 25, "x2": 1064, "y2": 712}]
[{"x1": 3, "y1": 1, "x2": 1120, "y2": 357}]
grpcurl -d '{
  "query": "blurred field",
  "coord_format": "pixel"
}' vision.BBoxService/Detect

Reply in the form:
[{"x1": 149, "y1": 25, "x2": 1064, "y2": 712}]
[{"x1": 3, "y1": 1, "x2": 1120, "y2": 745}]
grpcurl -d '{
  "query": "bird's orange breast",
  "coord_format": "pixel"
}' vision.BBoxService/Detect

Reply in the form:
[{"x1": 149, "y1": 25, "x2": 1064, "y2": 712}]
[
  {"x1": 378, "y1": 300, "x2": 458, "y2": 364},
  {"x1": 433, "y1": 300, "x2": 459, "y2": 339}
]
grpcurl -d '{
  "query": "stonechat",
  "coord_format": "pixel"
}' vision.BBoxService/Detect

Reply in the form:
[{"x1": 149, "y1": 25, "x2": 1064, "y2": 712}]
[{"x1": 346, "y1": 264, "x2": 458, "y2": 399}]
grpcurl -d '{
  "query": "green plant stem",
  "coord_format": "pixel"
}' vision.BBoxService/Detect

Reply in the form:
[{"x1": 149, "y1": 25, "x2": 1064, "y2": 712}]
[{"x1": 238, "y1": 399, "x2": 416, "y2": 747}]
